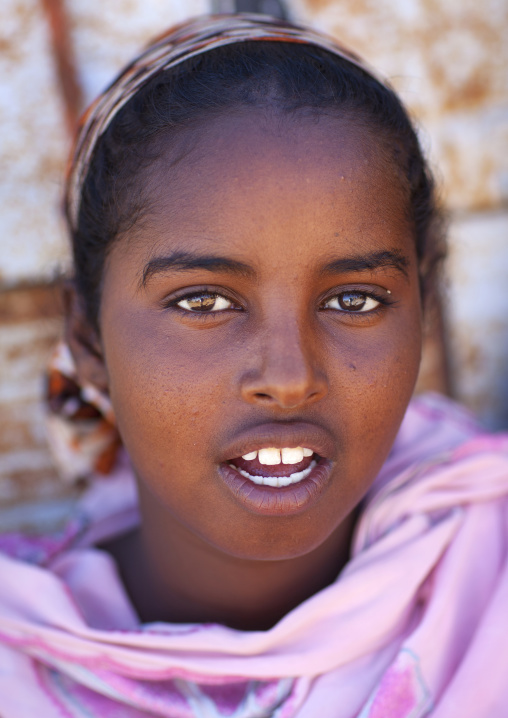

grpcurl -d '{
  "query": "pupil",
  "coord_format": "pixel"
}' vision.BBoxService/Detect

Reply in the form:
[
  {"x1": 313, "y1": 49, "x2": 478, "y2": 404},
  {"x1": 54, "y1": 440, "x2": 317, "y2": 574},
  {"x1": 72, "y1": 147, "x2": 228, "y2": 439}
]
[
  {"x1": 340, "y1": 292, "x2": 365, "y2": 311},
  {"x1": 189, "y1": 295, "x2": 216, "y2": 311}
]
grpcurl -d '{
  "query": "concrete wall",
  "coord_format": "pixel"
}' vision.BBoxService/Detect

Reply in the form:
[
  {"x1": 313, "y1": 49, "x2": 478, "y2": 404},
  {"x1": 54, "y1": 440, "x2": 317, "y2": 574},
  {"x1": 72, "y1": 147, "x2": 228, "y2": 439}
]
[{"x1": 1, "y1": 0, "x2": 507, "y2": 520}]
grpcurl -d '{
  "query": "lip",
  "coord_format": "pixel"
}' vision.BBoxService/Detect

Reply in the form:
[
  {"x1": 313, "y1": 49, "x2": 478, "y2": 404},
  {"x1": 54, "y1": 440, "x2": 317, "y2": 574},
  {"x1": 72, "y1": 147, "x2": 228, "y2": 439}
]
[
  {"x1": 218, "y1": 421, "x2": 337, "y2": 463},
  {"x1": 219, "y1": 458, "x2": 333, "y2": 516},
  {"x1": 217, "y1": 422, "x2": 336, "y2": 516}
]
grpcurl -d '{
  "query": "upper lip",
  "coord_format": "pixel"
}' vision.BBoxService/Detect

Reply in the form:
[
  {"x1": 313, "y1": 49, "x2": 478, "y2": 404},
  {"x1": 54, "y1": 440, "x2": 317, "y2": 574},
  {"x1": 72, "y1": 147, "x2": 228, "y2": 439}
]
[{"x1": 219, "y1": 421, "x2": 337, "y2": 463}]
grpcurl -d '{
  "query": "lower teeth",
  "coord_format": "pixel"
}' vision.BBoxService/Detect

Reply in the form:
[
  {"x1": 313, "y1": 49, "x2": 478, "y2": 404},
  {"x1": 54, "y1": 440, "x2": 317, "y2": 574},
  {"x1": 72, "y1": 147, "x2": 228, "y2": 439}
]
[{"x1": 229, "y1": 460, "x2": 316, "y2": 487}]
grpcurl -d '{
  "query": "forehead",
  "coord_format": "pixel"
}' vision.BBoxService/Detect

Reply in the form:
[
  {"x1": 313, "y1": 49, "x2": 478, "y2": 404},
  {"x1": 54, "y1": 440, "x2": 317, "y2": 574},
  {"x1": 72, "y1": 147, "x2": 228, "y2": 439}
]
[{"x1": 122, "y1": 108, "x2": 413, "y2": 265}]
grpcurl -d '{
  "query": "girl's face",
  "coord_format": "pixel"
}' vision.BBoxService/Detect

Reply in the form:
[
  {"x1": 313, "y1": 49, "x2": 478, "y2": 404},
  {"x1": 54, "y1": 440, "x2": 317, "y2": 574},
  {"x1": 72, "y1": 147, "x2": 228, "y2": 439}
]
[{"x1": 96, "y1": 109, "x2": 422, "y2": 560}]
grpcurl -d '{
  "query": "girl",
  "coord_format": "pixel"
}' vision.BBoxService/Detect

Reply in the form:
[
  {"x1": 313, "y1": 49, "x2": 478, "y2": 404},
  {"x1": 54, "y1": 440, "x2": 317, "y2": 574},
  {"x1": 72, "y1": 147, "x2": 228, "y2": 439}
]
[{"x1": 1, "y1": 13, "x2": 508, "y2": 718}]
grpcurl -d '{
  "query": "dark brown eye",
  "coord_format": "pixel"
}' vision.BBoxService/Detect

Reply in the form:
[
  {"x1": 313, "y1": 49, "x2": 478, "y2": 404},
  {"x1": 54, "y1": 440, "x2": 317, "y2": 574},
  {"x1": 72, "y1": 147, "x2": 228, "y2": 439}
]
[
  {"x1": 177, "y1": 293, "x2": 232, "y2": 312},
  {"x1": 325, "y1": 292, "x2": 380, "y2": 313}
]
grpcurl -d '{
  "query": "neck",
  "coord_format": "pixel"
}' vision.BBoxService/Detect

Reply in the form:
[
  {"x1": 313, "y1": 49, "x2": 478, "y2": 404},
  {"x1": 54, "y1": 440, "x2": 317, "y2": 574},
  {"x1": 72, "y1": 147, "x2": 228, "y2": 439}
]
[{"x1": 110, "y1": 484, "x2": 357, "y2": 631}]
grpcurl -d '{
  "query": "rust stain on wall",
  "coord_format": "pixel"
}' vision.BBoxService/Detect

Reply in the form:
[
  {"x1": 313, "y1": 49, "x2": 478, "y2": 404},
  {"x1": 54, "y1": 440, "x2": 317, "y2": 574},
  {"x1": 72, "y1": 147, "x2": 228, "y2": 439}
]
[
  {"x1": 0, "y1": 283, "x2": 63, "y2": 324},
  {"x1": 39, "y1": 0, "x2": 83, "y2": 131},
  {"x1": 299, "y1": 0, "x2": 508, "y2": 212},
  {"x1": 419, "y1": 0, "x2": 506, "y2": 114},
  {"x1": 0, "y1": 285, "x2": 65, "y2": 507}
]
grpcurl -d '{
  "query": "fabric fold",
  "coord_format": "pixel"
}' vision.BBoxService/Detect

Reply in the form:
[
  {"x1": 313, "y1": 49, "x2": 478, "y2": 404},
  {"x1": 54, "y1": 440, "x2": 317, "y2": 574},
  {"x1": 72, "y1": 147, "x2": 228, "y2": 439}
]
[{"x1": 1, "y1": 393, "x2": 508, "y2": 716}]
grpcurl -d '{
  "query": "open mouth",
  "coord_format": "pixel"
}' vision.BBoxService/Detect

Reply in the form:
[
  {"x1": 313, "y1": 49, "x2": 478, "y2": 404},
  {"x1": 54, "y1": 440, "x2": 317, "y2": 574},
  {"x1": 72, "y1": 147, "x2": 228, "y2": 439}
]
[
  {"x1": 219, "y1": 432, "x2": 334, "y2": 515},
  {"x1": 227, "y1": 446, "x2": 318, "y2": 488}
]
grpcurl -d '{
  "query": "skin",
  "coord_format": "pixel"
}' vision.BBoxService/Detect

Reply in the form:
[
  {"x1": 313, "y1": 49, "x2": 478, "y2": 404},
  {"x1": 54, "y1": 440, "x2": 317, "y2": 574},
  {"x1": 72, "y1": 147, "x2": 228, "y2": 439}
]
[{"x1": 69, "y1": 108, "x2": 423, "y2": 630}]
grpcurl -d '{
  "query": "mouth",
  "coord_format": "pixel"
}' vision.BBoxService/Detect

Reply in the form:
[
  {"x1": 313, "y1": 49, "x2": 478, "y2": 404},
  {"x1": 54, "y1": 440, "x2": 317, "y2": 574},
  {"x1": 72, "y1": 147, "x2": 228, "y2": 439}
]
[
  {"x1": 218, "y1": 429, "x2": 335, "y2": 516},
  {"x1": 227, "y1": 446, "x2": 317, "y2": 487}
]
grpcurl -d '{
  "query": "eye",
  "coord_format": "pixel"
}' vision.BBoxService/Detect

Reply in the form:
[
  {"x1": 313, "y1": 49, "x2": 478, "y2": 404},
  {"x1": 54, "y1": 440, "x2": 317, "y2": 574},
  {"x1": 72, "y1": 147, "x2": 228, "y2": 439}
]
[
  {"x1": 324, "y1": 291, "x2": 381, "y2": 313},
  {"x1": 176, "y1": 292, "x2": 233, "y2": 312}
]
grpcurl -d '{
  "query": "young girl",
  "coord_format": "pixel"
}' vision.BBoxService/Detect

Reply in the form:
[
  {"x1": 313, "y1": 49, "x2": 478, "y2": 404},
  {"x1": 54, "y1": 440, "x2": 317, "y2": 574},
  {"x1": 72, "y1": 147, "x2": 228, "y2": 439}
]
[{"x1": 1, "y1": 13, "x2": 508, "y2": 718}]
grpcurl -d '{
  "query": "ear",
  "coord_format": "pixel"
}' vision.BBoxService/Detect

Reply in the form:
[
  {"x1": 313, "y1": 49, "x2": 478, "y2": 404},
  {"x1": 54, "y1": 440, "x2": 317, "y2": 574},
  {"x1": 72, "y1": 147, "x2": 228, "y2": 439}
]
[{"x1": 63, "y1": 282, "x2": 110, "y2": 396}]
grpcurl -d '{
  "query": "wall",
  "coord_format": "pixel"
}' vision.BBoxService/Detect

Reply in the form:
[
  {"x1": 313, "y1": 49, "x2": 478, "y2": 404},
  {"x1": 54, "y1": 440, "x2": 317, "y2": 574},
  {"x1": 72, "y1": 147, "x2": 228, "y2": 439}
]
[{"x1": 0, "y1": 0, "x2": 506, "y2": 523}]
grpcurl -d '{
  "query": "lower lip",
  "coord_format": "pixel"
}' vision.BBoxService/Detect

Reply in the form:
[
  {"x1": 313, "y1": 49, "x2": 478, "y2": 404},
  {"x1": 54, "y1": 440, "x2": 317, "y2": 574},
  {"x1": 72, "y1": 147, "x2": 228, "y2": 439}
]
[{"x1": 218, "y1": 458, "x2": 333, "y2": 516}]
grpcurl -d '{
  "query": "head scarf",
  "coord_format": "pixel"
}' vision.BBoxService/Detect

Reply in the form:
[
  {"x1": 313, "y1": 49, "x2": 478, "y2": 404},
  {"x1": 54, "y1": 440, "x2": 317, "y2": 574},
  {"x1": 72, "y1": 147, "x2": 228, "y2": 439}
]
[{"x1": 50, "y1": 13, "x2": 387, "y2": 482}]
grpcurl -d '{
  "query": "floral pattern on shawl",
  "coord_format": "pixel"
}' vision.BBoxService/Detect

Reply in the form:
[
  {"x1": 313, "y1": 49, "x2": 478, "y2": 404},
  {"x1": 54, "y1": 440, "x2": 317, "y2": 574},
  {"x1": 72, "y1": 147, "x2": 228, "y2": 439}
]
[
  {"x1": 36, "y1": 663, "x2": 298, "y2": 718},
  {"x1": 359, "y1": 649, "x2": 432, "y2": 718}
]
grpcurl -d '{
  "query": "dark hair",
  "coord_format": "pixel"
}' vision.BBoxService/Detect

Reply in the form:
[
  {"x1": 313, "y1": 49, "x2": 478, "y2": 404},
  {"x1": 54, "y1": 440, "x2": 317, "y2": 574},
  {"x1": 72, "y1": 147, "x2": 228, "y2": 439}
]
[{"x1": 72, "y1": 41, "x2": 445, "y2": 330}]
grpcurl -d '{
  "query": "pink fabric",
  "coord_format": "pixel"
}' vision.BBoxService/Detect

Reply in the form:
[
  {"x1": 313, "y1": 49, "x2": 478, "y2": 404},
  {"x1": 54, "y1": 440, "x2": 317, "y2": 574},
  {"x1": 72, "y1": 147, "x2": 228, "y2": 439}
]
[{"x1": 1, "y1": 393, "x2": 508, "y2": 717}]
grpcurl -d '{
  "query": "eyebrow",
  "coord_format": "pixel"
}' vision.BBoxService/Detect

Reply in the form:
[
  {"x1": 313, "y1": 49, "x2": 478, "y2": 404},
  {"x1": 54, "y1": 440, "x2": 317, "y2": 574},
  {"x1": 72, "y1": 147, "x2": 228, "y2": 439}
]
[
  {"x1": 322, "y1": 250, "x2": 410, "y2": 277},
  {"x1": 140, "y1": 251, "x2": 255, "y2": 287},
  {"x1": 140, "y1": 247, "x2": 410, "y2": 288}
]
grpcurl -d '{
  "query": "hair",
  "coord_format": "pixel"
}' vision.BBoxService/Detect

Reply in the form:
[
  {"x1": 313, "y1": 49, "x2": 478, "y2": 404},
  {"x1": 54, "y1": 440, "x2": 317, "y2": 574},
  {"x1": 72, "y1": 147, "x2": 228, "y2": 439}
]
[{"x1": 71, "y1": 41, "x2": 445, "y2": 330}]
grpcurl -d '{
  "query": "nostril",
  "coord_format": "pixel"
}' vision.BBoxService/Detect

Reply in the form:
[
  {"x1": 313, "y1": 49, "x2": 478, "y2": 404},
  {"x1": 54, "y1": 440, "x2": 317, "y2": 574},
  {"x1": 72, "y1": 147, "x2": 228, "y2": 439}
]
[{"x1": 254, "y1": 392, "x2": 272, "y2": 401}]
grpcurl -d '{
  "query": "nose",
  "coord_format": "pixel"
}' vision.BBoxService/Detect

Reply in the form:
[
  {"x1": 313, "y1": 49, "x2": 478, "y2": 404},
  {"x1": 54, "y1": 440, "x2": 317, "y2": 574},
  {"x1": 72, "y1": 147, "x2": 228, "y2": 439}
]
[{"x1": 240, "y1": 316, "x2": 328, "y2": 409}]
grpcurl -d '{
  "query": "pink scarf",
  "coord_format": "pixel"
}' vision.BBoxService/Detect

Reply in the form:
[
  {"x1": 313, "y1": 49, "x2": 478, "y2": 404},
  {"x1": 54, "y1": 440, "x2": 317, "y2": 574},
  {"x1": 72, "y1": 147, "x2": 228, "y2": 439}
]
[{"x1": 2, "y1": 392, "x2": 508, "y2": 717}]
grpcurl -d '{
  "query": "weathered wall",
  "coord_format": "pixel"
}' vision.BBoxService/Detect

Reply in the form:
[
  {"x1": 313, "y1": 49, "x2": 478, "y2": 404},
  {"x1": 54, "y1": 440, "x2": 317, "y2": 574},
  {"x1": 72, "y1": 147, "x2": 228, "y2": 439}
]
[
  {"x1": 0, "y1": 0, "x2": 70, "y2": 288},
  {"x1": 296, "y1": 0, "x2": 508, "y2": 212},
  {"x1": 0, "y1": 286, "x2": 62, "y2": 503},
  {"x1": 0, "y1": 0, "x2": 507, "y2": 519}
]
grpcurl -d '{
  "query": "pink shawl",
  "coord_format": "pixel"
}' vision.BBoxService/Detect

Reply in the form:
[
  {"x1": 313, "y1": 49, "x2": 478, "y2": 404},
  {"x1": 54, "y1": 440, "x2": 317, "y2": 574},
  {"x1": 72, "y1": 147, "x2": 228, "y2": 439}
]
[{"x1": 1, "y1": 392, "x2": 508, "y2": 717}]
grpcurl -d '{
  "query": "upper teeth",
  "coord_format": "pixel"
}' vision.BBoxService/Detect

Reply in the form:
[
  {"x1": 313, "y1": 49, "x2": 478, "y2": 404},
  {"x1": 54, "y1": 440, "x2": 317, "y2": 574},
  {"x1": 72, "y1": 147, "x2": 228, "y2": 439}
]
[{"x1": 241, "y1": 447, "x2": 313, "y2": 465}]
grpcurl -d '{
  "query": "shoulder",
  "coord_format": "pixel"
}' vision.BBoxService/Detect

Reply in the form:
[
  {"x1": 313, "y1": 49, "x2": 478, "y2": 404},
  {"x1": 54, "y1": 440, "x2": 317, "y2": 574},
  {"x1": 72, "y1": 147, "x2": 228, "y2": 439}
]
[{"x1": 355, "y1": 393, "x2": 508, "y2": 552}]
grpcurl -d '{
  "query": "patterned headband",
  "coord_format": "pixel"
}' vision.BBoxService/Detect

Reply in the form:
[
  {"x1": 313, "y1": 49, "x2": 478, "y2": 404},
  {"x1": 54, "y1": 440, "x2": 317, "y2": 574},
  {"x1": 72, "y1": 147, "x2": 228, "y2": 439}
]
[{"x1": 65, "y1": 12, "x2": 386, "y2": 230}]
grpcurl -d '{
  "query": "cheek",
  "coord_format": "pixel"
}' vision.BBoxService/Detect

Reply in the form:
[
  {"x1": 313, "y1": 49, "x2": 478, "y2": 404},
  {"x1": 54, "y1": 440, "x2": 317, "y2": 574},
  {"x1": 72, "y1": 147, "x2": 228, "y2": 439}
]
[
  {"x1": 344, "y1": 321, "x2": 422, "y2": 399},
  {"x1": 324, "y1": 300, "x2": 422, "y2": 458},
  {"x1": 107, "y1": 331, "x2": 217, "y2": 440},
  {"x1": 101, "y1": 306, "x2": 243, "y2": 481}
]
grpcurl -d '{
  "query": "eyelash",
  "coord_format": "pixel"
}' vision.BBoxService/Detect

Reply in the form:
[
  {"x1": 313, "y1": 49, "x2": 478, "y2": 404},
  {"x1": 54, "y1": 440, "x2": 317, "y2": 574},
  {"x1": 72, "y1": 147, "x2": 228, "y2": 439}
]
[
  {"x1": 163, "y1": 290, "x2": 241, "y2": 317},
  {"x1": 321, "y1": 289, "x2": 393, "y2": 314},
  {"x1": 163, "y1": 287, "x2": 394, "y2": 319}
]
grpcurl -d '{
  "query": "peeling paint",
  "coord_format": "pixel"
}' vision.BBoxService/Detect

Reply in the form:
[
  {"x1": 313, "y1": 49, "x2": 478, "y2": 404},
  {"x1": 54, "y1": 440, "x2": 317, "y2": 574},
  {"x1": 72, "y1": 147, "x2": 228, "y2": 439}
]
[
  {"x1": 0, "y1": 287, "x2": 64, "y2": 507},
  {"x1": 294, "y1": 0, "x2": 508, "y2": 211},
  {"x1": 67, "y1": 0, "x2": 210, "y2": 104},
  {"x1": 0, "y1": 0, "x2": 71, "y2": 287},
  {"x1": 446, "y1": 210, "x2": 508, "y2": 428}
]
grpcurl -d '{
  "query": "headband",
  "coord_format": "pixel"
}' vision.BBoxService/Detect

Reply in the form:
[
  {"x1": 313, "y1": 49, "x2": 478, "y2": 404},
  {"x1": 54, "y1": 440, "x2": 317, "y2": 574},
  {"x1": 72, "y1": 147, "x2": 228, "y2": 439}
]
[{"x1": 65, "y1": 12, "x2": 386, "y2": 231}]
